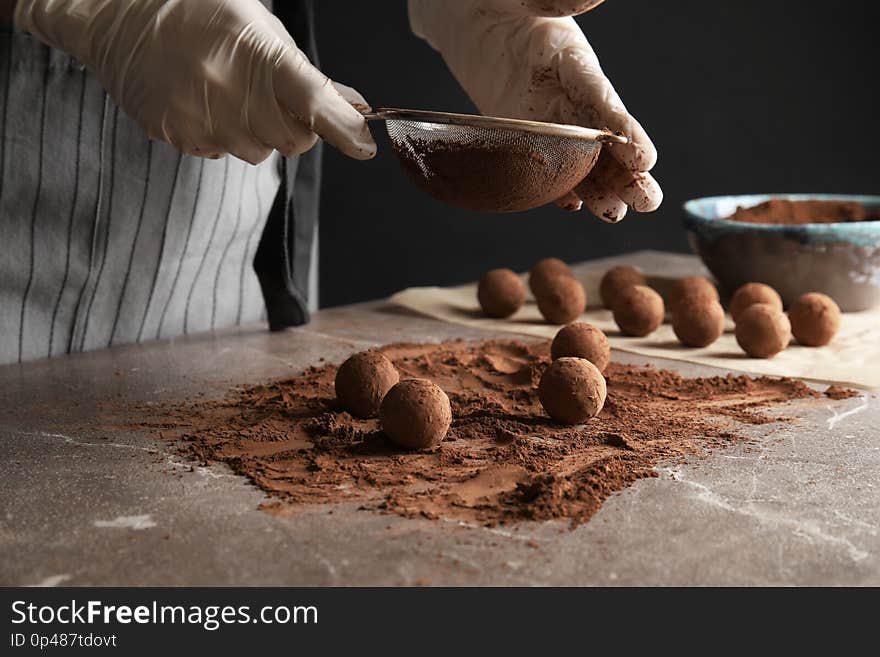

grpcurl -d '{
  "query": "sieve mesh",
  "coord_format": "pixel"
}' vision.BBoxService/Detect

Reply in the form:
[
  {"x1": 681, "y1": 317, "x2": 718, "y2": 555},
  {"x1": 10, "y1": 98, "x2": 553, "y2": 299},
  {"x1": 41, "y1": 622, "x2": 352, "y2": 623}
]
[{"x1": 383, "y1": 119, "x2": 602, "y2": 213}]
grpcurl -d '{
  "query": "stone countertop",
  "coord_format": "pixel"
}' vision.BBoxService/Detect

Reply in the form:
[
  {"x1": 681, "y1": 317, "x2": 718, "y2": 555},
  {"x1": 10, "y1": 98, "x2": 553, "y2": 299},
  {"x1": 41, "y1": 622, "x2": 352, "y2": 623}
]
[{"x1": 1, "y1": 251, "x2": 877, "y2": 586}]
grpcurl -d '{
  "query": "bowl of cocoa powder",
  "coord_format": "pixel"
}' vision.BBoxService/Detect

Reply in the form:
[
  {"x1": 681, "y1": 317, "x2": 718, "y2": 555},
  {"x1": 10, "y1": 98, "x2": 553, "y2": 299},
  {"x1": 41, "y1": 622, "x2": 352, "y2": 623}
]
[{"x1": 683, "y1": 194, "x2": 880, "y2": 311}]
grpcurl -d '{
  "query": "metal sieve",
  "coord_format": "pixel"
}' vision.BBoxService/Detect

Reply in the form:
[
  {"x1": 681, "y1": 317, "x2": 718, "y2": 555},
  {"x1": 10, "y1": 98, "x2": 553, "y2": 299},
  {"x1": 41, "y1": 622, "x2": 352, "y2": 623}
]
[{"x1": 364, "y1": 108, "x2": 627, "y2": 214}]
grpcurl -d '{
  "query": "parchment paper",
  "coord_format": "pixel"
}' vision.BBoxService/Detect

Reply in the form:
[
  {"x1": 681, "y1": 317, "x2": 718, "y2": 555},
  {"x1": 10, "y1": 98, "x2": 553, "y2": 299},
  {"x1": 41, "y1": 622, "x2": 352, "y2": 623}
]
[{"x1": 390, "y1": 259, "x2": 880, "y2": 389}]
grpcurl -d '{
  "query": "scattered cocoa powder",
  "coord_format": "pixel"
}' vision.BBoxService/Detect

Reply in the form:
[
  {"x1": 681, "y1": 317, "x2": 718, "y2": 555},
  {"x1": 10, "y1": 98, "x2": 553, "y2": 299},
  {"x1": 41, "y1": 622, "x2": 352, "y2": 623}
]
[
  {"x1": 824, "y1": 385, "x2": 859, "y2": 400},
  {"x1": 726, "y1": 199, "x2": 880, "y2": 225},
  {"x1": 165, "y1": 340, "x2": 848, "y2": 528}
]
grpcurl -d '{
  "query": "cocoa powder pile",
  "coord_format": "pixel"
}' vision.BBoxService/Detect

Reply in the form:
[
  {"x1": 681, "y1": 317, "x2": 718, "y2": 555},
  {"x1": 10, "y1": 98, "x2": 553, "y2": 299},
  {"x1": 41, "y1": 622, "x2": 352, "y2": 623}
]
[
  {"x1": 395, "y1": 137, "x2": 598, "y2": 213},
  {"x1": 168, "y1": 340, "x2": 853, "y2": 527},
  {"x1": 727, "y1": 199, "x2": 880, "y2": 225}
]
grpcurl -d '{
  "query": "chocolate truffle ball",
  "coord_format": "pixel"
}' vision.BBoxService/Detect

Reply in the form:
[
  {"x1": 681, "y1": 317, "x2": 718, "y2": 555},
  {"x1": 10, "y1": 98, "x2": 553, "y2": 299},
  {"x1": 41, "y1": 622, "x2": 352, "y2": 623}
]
[
  {"x1": 599, "y1": 265, "x2": 646, "y2": 308},
  {"x1": 612, "y1": 284, "x2": 664, "y2": 337},
  {"x1": 379, "y1": 379, "x2": 452, "y2": 450},
  {"x1": 668, "y1": 276, "x2": 720, "y2": 311},
  {"x1": 477, "y1": 268, "x2": 525, "y2": 318},
  {"x1": 538, "y1": 357, "x2": 607, "y2": 425},
  {"x1": 729, "y1": 282, "x2": 783, "y2": 322},
  {"x1": 672, "y1": 297, "x2": 725, "y2": 348},
  {"x1": 789, "y1": 292, "x2": 841, "y2": 347},
  {"x1": 529, "y1": 257, "x2": 574, "y2": 297},
  {"x1": 535, "y1": 275, "x2": 587, "y2": 325},
  {"x1": 335, "y1": 350, "x2": 400, "y2": 418},
  {"x1": 550, "y1": 322, "x2": 611, "y2": 372},
  {"x1": 735, "y1": 303, "x2": 791, "y2": 358}
]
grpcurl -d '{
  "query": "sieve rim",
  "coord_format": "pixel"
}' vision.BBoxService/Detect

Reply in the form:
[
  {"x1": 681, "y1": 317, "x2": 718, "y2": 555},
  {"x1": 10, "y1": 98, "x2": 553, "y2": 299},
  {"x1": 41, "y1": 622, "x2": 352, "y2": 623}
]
[{"x1": 364, "y1": 108, "x2": 628, "y2": 144}]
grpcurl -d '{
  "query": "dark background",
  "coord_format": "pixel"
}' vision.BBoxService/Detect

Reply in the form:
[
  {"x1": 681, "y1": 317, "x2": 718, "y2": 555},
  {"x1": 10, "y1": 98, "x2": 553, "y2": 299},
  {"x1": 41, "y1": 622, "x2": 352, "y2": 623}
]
[{"x1": 315, "y1": 0, "x2": 879, "y2": 308}]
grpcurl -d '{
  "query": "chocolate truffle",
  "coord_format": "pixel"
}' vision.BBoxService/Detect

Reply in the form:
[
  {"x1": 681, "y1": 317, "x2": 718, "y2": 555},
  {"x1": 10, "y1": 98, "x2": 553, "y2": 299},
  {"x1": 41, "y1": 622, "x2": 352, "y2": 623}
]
[
  {"x1": 599, "y1": 265, "x2": 646, "y2": 308},
  {"x1": 529, "y1": 257, "x2": 574, "y2": 297},
  {"x1": 550, "y1": 322, "x2": 611, "y2": 372},
  {"x1": 379, "y1": 379, "x2": 452, "y2": 450},
  {"x1": 672, "y1": 297, "x2": 725, "y2": 348},
  {"x1": 335, "y1": 350, "x2": 400, "y2": 418},
  {"x1": 477, "y1": 268, "x2": 526, "y2": 318},
  {"x1": 538, "y1": 357, "x2": 607, "y2": 425},
  {"x1": 535, "y1": 275, "x2": 587, "y2": 324},
  {"x1": 789, "y1": 292, "x2": 841, "y2": 346},
  {"x1": 735, "y1": 303, "x2": 791, "y2": 358},
  {"x1": 612, "y1": 284, "x2": 664, "y2": 337},
  {"x1": 668, "y1": 276, "x2": 720, "y2": 311},
  {"x1": 729, "y1": 282, "x2": 783, "y2": 322}
]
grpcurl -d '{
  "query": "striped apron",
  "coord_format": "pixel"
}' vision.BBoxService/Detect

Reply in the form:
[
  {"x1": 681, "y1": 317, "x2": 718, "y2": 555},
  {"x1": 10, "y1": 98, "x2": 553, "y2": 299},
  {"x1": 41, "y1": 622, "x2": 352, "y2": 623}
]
[{"x1": 0, "y1": 0, "x2": 320, "y2": 365}]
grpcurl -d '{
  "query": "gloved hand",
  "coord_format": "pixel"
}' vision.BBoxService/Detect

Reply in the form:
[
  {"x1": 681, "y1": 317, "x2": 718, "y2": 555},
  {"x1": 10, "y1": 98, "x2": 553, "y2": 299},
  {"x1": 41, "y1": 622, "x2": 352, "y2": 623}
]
[
  {"x1": 14, "y1": 0, "x2": 376, "y2": 164},
  {"x1": 409, "y1": 0, "x2": 661, "y2": 222}
]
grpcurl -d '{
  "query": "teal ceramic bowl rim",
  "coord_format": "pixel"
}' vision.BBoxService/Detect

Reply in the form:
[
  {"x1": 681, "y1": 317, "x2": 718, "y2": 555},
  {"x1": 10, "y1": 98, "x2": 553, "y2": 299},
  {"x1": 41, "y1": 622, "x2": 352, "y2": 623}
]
[{"x1": 682, "y1": 193, "x2": 880, "y2": 247}]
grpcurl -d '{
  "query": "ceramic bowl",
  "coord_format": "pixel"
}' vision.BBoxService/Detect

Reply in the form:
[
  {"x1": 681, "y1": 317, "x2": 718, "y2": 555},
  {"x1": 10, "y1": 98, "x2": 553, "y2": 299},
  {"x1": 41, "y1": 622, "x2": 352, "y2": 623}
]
[{"x1": 683, "y1": 193, "x2": 880, "y2": 311}]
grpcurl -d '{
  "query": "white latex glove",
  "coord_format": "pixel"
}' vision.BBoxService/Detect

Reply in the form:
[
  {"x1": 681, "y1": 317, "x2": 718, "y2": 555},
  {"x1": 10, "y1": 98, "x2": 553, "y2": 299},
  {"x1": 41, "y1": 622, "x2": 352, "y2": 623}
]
[
  {"x1": 14, "y1": 0, "x2": 376, "y2": 164},
  {"x1": 409, "y1": 0, "x2": 661, "y2": 222}
]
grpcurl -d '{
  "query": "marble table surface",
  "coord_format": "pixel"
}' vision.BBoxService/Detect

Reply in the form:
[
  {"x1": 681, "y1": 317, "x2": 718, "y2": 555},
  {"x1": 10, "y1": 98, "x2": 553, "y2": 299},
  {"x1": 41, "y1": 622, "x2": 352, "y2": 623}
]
[{"x1": 1, "y1": 252, "x2": 877, "y2": 586}]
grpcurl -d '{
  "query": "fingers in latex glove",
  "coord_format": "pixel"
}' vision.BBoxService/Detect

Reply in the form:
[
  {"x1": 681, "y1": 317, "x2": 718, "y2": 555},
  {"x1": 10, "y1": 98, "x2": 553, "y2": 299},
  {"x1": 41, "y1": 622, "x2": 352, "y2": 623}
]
[
  {"x1": 594, "y1": 154, "x2": 662, "y2": 212},
  {"x1": 555, "y1": 191, "x2": 584, "y2": 212},
  {"x1": 274, "y1": 47, "x2": 376, "y2": 161},
  {"x1": 557, "y1": 158, "x2": 660, "y2": 217},
  {"x1": 250, "y1": 12, "x2": 372, "y2": 160},
  {"x1": 572, "y1": 151, "x2": 662, "y2": 221},
  {"x1": 332, "y1": 81, "x2": 374, "y2": 115},
  {"x1": 481, "y1": 0, "x2": 606, "y2": 17},
  {"x1": 227, "y1": 20, "x2": 319, "y2": 162},
  {"x1": 210, "y1": 19, "x2": 374, "y2": 163},
  {"x1": 573, "y1": 151, "x2": 626, "y2": 223},
  {"x1": 410, "y1": 0, "x2": 662, "y2": 218},
  {"x1": 14, "y1": 0, "x2": 376, "y2": 164},
  {"x1": 258, "y1": 81, "x2": 372, "y2": 159},
  {"x1": 557, "y1": 46, "x2": 657, "y2": 172}
]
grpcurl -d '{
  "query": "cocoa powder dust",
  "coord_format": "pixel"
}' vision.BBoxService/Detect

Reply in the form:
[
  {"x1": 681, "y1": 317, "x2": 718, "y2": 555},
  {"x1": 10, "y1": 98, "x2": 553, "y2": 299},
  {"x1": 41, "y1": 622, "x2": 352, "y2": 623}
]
[
  {"x1": 169, "y1": 340, "x2": 849, "y2": 527},
  {"x1": 395, "y1": 137, "x2": 599, "y2": 213},
  {"x1": 727, "y1": 199, "x2": 880, "y2": 225}
]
